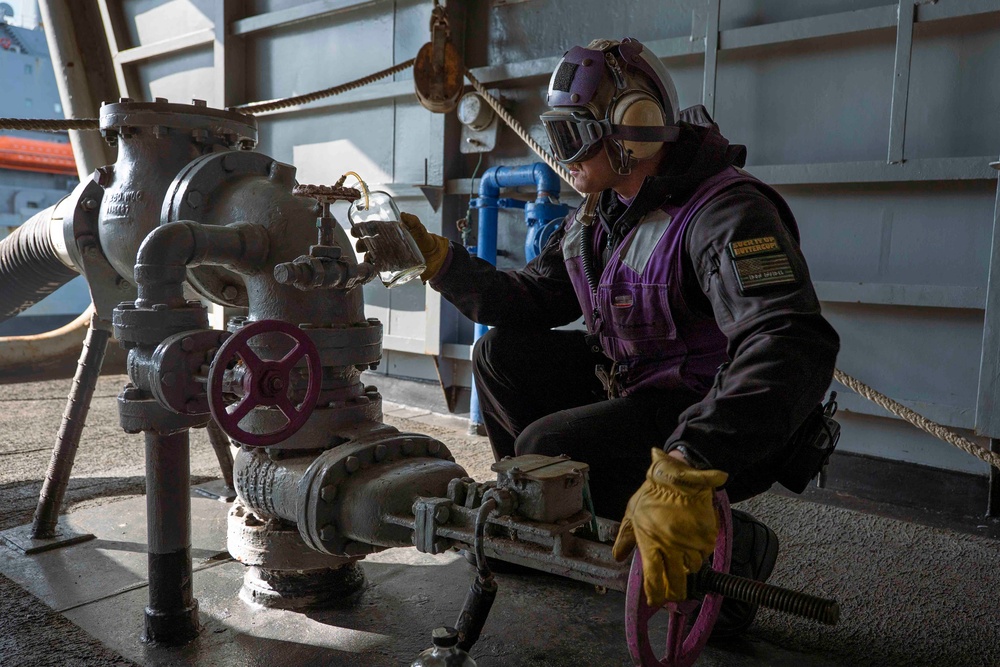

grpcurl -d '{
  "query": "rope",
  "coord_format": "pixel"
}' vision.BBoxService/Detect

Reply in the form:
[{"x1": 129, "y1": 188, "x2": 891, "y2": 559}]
[
  {"x1": 0, "y1": 118, "x2": 99, "y2": 132},
  {"x1": 464, "y1": 68, "x2": 582, "y2": 196},
  {"x1": 0, "y1": 59, "x2": 417, "y2": 131},
  {"x1": 834, "y1": 369, "x2": 1000, "y2": 470},
  {"x1": 237, "y1": 58, "x2": 416, "y2": 114}
]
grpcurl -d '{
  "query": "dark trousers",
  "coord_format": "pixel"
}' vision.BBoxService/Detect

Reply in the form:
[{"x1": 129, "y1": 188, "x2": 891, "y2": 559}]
[{"x1": 472, "y1": 327, "x2": 704, "y2": 520}]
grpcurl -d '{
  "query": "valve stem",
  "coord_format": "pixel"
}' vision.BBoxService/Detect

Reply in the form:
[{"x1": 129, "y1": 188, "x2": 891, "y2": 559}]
[{"x1": 695, "y1": 569, "x2": 840, "y2": 626}]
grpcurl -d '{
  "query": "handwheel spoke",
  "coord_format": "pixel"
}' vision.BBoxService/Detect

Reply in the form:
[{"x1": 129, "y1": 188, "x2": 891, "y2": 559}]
[
  {"x1": 665, "y1": 609, "x2": 686, "y2": 664},
  {"x1": 277, "y1": 343, "x2": 307, "y2": 373},
  {"x1": 275, "y1": 392, "x2": 299, "y2": 420},
  {"x1": 233, "y1": 340, "x2": 264, "y2": 375},
  {"x1": 228, "y1": 395, "x2": 255, "y2": 423}
]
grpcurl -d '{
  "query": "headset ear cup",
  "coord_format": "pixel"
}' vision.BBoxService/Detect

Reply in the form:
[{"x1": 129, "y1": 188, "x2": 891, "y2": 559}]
[{"x1": 611, "y1": 92, "x2": 666, "y2": 161}]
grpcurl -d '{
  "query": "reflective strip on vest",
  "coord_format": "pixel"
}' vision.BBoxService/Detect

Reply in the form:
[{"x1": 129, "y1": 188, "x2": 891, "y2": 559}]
[{"x1": 618, "y1": 210, "x2": 673, "y2": 275}]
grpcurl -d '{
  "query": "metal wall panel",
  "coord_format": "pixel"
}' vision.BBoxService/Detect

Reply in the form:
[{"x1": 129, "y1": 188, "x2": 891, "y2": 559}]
[
  {"x1": 96, "y1": 0, "x2": 1000, "y2": 486},
  {"x1": 906, "y1": 13, "x2": 1000, "y2": 159}
]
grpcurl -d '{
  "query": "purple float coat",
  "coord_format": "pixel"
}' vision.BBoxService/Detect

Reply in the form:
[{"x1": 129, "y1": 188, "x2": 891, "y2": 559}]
[{"x1": 561, "y1": 166, "x2": 795, "y2": 397}]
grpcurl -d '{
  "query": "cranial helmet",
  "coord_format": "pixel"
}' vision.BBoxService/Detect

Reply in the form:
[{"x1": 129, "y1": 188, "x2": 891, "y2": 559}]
[{"x1": 540, "y1": 37, "x2": 681, "y2": 174}]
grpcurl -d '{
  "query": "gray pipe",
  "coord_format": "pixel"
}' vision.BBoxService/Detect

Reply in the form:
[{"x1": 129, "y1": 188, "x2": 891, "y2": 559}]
[{"x1": 133, "y1": 221, "x2": 269, "y2": 309}]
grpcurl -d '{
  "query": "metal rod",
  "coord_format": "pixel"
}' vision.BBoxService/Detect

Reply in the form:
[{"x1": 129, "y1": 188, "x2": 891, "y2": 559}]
[
  {"x1": 31, "y1": 318, "x2": 110, "y2": 538},
  {"x1": 144, "y1": 430, "x2": 200, "y2": 645},
  {"x1": 701, "y1": 0, "x2": 721, "y2": 118},
  {"x1": 696, "y1": 569, "x2": 840, "y2": 625},
  {"x1": 887, "y1": 0, "x2": 915, "y2": 164},
  {"x1": 205, "y1": 419, "x2": 235, "y2": 490}
]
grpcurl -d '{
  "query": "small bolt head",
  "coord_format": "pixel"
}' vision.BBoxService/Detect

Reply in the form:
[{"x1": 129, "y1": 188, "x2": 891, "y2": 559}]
[
  {"x1": 152, "y1": 303, "x2": 168, "y2": 311},
  {"x1": 118, "y1": 97, "x2": 133, "y2": 103},
  {"x1": 186, "y1": 190, "x2": 203, "y2": 208},
  {"x1": 116, "y1": 278, "x2": 131, "y2": 291},
  {"x1": 83, "y1": 245, "x2": 99, "y2": 258},
  {"x1": 221, "y1": 285, "x2": 239, "y2": 300},
  {"x1": 368, "y1": 362, "x2": 380, "y2": 371},
  {"x1": 428, "y1": 441, "x2": 441, "y2": 455},
  {"x1": 81, "y1": 198, "x2": 98, "y2": 211},
  {"x1": 344, "y1": 456, "x2": 360, "y2": 473},
  {"x1": 320, "y1": 484, "x2": 337, "y2": 502},
  {"x1": 401, "y1": 441, "x2": 414, "y2": 455},
  {"x1": 192, "y1": 98, "x2": 207, "y2": 107},
  {"x1": 374, "y1": 444, "x2": 387, "y2": 462},
  {"x1": 117, "y1": 301, "x2": 135, "y2": 310},
  {"x1": 433, "y1": 504, "x2": 450, "y2": 524},
  {"x1": 180, "y1": 337, "x2": 195, "y2": 351},
  {"x1": 319, "y1": 524, "x2": 337, "y2": 541}
]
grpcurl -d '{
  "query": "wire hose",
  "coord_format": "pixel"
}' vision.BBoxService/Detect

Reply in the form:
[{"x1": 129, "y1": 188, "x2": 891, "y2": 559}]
[
  {"x1": 473, "y1": 495, "x2": 499, "y2": 580},
  {"x1": 580, "y1": 223, "x2": 600, "y2": 294},
  {"x1": 31, "y1": 318, "x2": 110, "y2": 538},
  {"x1": 0, "y1": 210, "x2": 77, "y2": 323},
  {"x1": 697, "y1": 569, "x2": 840, "y2": 625}
]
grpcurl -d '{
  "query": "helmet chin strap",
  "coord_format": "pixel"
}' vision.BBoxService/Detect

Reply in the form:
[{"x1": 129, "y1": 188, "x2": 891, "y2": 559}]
[{"x1": 609, "y1": 141, "x2": 635, "y2": 176}]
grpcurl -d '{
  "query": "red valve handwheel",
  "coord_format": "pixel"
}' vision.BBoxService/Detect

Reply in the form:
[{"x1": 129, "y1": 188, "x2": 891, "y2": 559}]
[
  {"x1": 208, "y1": 319, "x2": 322, "y2": 447},
  {"x1": 625, "y1": 490, "x2": 733, "y2": 667}
]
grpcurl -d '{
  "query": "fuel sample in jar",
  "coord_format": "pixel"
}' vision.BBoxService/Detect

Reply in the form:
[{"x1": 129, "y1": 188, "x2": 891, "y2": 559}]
[{"x1": 348, "y1": 190, "x2": 426, "y2": 288}]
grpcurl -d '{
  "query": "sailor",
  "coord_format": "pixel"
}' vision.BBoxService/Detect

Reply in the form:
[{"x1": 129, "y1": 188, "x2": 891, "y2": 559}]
[{"x1": 361, "y1": 37, "x2": 840, "y2": 636}]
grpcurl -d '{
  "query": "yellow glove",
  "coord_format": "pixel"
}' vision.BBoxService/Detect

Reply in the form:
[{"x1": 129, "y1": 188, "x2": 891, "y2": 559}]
[
  {"x1": 400, "y1": 212, "x2": 450, "y2": 282},
  {"x1": 612, "y1": 448, "x2": 728, "y2": 606}
]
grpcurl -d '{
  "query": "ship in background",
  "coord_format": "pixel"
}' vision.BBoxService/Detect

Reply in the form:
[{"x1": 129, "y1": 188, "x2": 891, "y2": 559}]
[{"x1": 0, "y1": 0, "x2": 88, "y2": 336}]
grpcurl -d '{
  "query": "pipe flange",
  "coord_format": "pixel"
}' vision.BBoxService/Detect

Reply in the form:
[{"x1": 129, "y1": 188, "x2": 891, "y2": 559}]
[
  {"x1": 228, "y1": 502, "x2": 359, "y2": 571},
  {"x1": 227, "y1": 317, "x2": 382, "y2": 369},
  {"x1": 100, "y1": 99, "x2": 257, "y2": 149},
  {"x1": 298, "y1": 433, "x2": 455, "y2": 555},
  {"x1": 151, "y1": 328, "x2": 232, "y2": 415},
  {"x1": 112, "y1": 301, "x2": 208, "y2": 348},
  {"x1": 292, "y1": 321, "x2": 383, "y2": 368},
  {"x1": 161, "y1": 150, "x2": 277, "y2": 307},
  {"x1": 118, "y1": 383, "x2": 208, "y2": 435}
]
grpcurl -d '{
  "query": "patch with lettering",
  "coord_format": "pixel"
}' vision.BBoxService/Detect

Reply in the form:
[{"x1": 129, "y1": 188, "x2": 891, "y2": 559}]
[
  {"x1": 728, "y1": 236, "x2": 780, "y2": 258},
  {"x1": 727, "y1": 236, "x2": 798, "y2": 293},
  {"x1": 612, "y1": 293, "x2": 634, "y2": 309}
]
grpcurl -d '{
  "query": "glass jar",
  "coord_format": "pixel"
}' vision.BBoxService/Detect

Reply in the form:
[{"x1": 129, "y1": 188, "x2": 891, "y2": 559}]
[{"x1": 348, "y1": 190, "x2": 425, "y2": 288}]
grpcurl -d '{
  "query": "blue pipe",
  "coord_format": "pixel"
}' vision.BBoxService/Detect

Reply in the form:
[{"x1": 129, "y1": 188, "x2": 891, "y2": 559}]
[{"x1": 467, "y1": 163, "x2": 569, "y2": 432}]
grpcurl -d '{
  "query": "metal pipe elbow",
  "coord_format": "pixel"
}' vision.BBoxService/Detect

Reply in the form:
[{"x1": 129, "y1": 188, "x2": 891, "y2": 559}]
[{"x1": 134, "y1": 221, "x2": 269, "y2": 308}]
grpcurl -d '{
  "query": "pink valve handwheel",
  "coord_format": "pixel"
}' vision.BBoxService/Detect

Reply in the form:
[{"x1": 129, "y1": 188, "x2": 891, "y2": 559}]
[
  {"x1": 208, "y1": 319, "x2": 322, "y2": 447},
  {"x1": 625, "y1": 490, "x2": 733, "y2": 667}
]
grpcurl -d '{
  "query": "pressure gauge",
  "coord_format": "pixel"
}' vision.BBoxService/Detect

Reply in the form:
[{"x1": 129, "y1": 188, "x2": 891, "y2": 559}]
[{"x1": 457, "y1": 93, "x2": 494, "y2": 132}]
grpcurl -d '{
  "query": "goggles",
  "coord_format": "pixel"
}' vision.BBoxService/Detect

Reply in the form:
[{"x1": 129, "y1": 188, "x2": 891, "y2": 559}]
[
  {"x1": 540, "y1": 109, "x2": 681, "y2": 165},
  {"x1": 540, "y1": 110, "x2": 613, "y2": 164}
]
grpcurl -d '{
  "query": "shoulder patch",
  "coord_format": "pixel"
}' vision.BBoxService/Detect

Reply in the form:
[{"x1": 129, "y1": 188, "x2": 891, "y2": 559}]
[{"x1": 726, "y1": 236, "x2": 798, "y2": 293}]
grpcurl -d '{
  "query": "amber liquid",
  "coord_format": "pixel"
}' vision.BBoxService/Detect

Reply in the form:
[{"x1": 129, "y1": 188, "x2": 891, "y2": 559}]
[{"x1": 353, "y1": 219, "x2": 425, "y2": 288}]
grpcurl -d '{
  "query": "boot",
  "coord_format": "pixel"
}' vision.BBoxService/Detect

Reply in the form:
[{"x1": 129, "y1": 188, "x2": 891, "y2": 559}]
[{"x1": 710, "y1": 509, "x2": 779, "y2": 639}]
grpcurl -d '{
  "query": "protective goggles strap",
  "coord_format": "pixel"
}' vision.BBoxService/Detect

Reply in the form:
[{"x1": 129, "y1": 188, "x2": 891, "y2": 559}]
[{"x1": 605, "y1": 124, "x2": 680, "y2": 143}]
